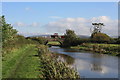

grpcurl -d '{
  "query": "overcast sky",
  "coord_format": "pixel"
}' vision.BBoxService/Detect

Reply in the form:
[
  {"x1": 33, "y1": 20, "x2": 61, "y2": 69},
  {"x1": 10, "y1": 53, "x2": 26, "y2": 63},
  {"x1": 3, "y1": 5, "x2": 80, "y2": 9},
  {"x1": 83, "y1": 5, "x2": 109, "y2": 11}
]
[{"x1": 2, "y1": 2, "x2": 118, "y2": 37}]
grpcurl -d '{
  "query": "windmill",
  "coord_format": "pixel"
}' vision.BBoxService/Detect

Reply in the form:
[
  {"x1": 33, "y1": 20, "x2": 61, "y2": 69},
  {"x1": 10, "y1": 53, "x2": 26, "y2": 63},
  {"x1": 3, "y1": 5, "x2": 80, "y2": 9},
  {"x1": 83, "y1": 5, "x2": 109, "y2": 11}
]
[{"x1": 90, "y1": 23, "x2": 104, "y2": 34}]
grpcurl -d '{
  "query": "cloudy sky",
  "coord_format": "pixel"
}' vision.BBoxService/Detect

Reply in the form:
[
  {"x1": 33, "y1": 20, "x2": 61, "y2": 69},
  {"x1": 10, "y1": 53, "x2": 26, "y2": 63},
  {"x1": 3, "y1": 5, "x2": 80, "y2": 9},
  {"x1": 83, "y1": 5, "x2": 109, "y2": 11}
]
[{"x1": 2, "y1": 2, "x2": 118, "y2": 37}]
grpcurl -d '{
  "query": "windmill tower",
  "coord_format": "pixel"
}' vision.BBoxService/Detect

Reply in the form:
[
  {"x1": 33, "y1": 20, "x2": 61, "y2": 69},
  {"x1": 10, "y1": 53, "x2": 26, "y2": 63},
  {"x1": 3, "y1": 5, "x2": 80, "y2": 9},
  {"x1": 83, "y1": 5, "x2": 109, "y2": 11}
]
[{"x1": 91, "y1": 23, "x2": 104, "y2": 34}]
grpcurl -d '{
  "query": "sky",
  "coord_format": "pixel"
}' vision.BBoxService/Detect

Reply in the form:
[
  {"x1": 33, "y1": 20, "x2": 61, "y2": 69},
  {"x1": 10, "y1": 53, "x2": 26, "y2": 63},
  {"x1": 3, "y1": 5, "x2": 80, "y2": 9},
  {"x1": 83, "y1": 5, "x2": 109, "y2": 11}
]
[{"x1": 2, "y1": 2, "x2": 118, "y2": 37}]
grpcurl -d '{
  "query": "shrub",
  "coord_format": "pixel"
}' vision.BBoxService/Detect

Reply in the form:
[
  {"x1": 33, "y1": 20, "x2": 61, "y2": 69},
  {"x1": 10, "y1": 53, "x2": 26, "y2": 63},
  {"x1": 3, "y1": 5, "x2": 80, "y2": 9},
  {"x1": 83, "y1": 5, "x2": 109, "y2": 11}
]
[
  {"x1": 63, "y1": 29, "x2": 78, "y2": 47},
  {"x1": 40, "y1": 55, "x2": 80, "y2": 79},
  {"x1": 37, "y1": 45, "x2": 80, "y2": 79},
  {"x1": 27, "y1": 37, "x2": 47, "y2": 44},
  {"x1": 115, "y1": 38, "x2": 120, "y2": 44},
  {"x1": 37, "y1": 45, "x2": 50, "y2": 56},
  {"x1": 91, "y1": 33, "x2": 111, "y2": 43}
]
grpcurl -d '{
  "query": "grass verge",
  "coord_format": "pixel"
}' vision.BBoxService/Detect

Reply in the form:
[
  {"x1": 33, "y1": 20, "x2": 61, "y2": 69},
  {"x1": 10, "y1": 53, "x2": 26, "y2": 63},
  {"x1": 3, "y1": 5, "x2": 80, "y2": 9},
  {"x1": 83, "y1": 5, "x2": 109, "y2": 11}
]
[
  {"x1": 2, "y1": 44, "x2": 80, "y2": 79},
  {"x1": 2, "y1": 44, "x2": 40, "y2": 78},
  {"x1": 71, "y1": 43, "x2": 119, "y2": 56}
]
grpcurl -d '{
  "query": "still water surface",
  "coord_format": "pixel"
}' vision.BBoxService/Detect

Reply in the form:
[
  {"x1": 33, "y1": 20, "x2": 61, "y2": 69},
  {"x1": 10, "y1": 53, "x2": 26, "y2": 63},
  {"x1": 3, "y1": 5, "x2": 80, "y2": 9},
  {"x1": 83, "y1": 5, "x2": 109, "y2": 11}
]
[{"x1": 49, "y1": 46, "x2": 118, "y2": 78}]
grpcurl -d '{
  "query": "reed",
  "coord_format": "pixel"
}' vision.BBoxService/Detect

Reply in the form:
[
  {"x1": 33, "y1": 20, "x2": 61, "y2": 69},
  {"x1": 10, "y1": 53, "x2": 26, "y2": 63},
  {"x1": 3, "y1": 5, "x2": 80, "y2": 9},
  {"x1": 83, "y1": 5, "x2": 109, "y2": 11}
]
[{"x1": 37, "y1": 45, "x2": 80, "y2": 79}]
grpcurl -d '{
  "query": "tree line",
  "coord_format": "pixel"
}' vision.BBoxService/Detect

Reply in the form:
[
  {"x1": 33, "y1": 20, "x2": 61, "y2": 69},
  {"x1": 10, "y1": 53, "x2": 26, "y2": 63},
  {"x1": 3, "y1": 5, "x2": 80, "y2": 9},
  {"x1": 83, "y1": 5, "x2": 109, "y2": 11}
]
[{"x1": 62, "y1": 29, "x2": 120, "y2": 47}]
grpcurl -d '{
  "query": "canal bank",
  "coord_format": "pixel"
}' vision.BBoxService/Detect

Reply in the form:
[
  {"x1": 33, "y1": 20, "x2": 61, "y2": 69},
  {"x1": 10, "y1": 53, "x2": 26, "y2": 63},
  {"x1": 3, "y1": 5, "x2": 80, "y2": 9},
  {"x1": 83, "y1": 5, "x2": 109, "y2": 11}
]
[
  {"x1": 49, "y1": 46, "x2": 119, "y2": 78},
  {"x1": 37, "y1": 45, "x2": 80, "y2": 79},
  {"x1": 70, "y1": 43, "x2": 120, "y2": 56}
]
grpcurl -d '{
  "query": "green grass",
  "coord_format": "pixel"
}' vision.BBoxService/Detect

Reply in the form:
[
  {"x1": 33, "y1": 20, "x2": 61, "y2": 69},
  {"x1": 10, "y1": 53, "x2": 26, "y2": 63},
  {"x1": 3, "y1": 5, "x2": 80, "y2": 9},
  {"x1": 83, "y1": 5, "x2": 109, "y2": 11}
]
[
  {"x1": 47, "y1": 41, "x2": 60, "y2": 45},
  {"x1": 2, "y1": 44, "x2": 40, "y2": 78},
  {"x1": 2, "y1": 44, "x2": 80, "y2": 79},
  {"x1": 71, "y1": 43, "x2": 119, "y2": 56},
  {"x1": 86, "y1": 43, "x2": 119, "y2": 47}
]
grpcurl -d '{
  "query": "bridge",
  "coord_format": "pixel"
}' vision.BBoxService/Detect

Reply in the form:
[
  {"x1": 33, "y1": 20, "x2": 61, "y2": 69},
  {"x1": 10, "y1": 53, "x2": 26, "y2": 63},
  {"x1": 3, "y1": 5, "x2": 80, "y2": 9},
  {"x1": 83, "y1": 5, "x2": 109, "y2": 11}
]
[
  {"x1": 43, "y1": 33, "x2": 65, "y2": 46},
  {"x1": 45, "y1": 38, "x2": 64, "y2": 46}
]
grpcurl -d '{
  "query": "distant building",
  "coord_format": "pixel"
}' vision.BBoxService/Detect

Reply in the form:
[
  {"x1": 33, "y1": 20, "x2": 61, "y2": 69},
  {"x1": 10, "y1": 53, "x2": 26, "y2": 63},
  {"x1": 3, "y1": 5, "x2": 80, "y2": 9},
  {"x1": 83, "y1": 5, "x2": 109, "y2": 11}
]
[
  {"x1": 51, "y1": 33, "x2": 65, "y2": 39},
  {"x1": 54, "y1": 33, "x2": 58, "y2": 35},
  {"x1": 51, "y1": 33, "x2": 59, "y2": 38}
]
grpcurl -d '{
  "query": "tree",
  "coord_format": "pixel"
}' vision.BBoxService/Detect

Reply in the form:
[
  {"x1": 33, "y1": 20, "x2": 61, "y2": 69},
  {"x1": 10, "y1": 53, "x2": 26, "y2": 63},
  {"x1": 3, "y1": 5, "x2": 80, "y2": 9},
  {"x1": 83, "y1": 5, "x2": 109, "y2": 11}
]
[
  {"x1": 63, "y1": 29, "x2": 77, "y2": 47},
  {"x1": 1, "y1": 16, "x2": 17, "y2": 48},
  {"x1": 91, "y1": 33, "x2": 111, "y2": 43}
]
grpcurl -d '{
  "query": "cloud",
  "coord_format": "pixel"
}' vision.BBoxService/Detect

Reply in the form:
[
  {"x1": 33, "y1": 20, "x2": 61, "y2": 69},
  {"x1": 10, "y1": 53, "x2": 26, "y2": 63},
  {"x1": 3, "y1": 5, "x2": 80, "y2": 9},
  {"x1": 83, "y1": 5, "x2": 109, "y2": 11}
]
[
  {"x1": 13, "y1": 22, "x2": 40, "y2": 27},
  {"x1": 25, "y1": 7, "x2": 31, "y2": 11},
  {"x1": 13, "y1": 16, "x2": 118, "y2": 37},
  {"x1": 90, "y1": 16, "x2": 118, "y2": 36},
  {"x1": 18, "y1": 32, "x2": 41, "y2": 37},
  {"x1": 13, "y1": 22, "x2": 42, "y2": 37},
  {"x1": 13, "y1": 22, "x2": 26, "y2": 27},
  {"x1": 30, "y1": 22, "x2": 40, "y2": 27},
  {"x1": 49, "y1": 16, "x2": 63, "y2": 19},
  {"x1": 44, "y1": 16, "x2": 118, "y2": 36}
]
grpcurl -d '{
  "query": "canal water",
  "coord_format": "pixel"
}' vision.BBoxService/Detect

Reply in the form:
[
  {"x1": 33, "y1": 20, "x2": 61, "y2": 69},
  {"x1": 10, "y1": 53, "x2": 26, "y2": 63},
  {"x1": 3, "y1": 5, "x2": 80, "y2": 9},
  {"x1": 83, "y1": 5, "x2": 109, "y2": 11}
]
[{"x1": 49, "y1": 46, "x2": 119, "y2": 78}]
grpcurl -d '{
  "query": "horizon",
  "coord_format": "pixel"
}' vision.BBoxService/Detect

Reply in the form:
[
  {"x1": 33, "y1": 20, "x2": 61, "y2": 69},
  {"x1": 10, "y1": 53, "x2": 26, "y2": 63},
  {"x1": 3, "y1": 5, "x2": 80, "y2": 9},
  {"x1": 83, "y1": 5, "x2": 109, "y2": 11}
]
[
  {"x1": 24, "y1": 33, "x2": 118, "y2": 38},
  {"x1": 2, "y1": 2, "x2": 118, "y2": 37}
]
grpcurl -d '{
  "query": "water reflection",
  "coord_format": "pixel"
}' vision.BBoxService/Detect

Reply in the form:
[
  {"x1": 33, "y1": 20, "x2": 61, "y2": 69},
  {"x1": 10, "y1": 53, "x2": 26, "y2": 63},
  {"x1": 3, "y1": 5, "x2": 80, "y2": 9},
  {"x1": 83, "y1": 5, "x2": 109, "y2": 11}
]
[
  {"x1": 53, "y1": 53, "x2": 75, "y2": 65},
  {"x1": 49, "y1": 46, "x2": 118, "y2": 78},
  {"x1": 91, "y1": 54, "x2": 102, "y2": 72},
  {"x1": 63, "y1": 48, "x2": 80, "y2": 52}
]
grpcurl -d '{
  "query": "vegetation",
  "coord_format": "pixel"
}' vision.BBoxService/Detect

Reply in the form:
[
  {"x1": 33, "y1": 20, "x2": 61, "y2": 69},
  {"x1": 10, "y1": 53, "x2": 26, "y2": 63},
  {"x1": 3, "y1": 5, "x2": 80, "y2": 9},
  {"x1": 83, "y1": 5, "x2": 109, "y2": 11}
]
[
  {"x1": 2, "y1": 45, "x2": 40, "y2": 78},
  {"x1": 2, "y1": 15, "x2": 17, "y2": 54},
  {"x1": 37, "y1": 45, "x2": 80, "y2": 79},
  {"x1": 26, "y1": 37, "x2": 47, "y2": 44},
  {"x1": 71, "y1": 43, "x2": 120, "y2": 56},
  {"x1": 2, "y1": 15, "x2": 119, "y2": 79},
  {"x1": 1, "y1": 16, "x2": 39, "y2": 56},
  {"x1": 63, "y1": 29, "x2": 78, "y2": 47},
  {"x1": 47, "y1": 41, "x2": 60, "y2": 46},
  {"x1": 114, "y1": 37, "x2": 120, "y2": 44},
  {"x1": 1, "y1": 16, "x2": 17, "y2": 48},
  {"x1": 62, "y1": 29, "x2": 119, "y2": 56},
  {"x1": 91, "y1": 33, "x2": 111, "y2": 43},
  {"x1": 2, "y1": 16, "x2": 80, "y2": 79}
]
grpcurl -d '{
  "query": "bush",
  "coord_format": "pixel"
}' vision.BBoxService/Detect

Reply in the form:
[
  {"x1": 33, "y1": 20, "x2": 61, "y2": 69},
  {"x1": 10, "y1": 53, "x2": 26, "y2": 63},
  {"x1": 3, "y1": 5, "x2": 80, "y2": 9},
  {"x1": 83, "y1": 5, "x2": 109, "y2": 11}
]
[
  {"x1": 91, "y1": 33, "x2": 111, "y2": 43},
  {"x1": 115, "y1": 38, "x2": 120, "y2": 44},
  {"x1": 14, "y1": 35, "x2": 38, "y2": 47},
  {"x1": 40, "y1": 55, "x2": 80, "y2": 79},
  {"x1": 63, "y1": 29, "x2": 78, "y2": 47},
  {"x1": 37, "y1": 45, "x2": 50, "y2": 56},
  {"x1": 37, "y1": 45, "x2": 80, "y2": 79},
  {"x1": 27, "y1": 37, "x2": 47, "y2": 44}
]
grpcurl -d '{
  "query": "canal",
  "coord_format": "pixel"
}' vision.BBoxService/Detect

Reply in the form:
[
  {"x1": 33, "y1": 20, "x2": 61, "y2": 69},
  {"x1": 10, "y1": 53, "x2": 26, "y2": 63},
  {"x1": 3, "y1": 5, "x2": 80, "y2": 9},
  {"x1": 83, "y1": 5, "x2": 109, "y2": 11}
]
[{"x1": 49, "y1": 46, "x2": 118, "y2": 78}]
